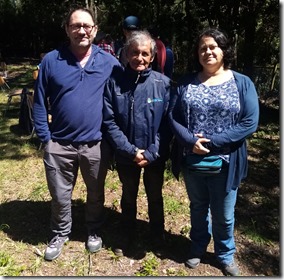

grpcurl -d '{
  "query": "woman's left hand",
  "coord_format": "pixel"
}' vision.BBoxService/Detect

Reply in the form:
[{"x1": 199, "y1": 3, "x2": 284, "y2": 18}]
[{"x1": 193, "y1": 133, "x2": 211, "y2": 154}]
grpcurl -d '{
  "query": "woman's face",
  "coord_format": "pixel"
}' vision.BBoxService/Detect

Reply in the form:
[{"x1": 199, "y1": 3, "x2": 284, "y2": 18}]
[{"x1": 198, "y1": 36, "x2": 224, "y2": 71}]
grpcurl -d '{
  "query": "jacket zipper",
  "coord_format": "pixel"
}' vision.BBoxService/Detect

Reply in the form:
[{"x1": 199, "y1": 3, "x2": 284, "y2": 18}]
[{"x1": 130, "y1": 73, "x2": 140, "y2": 141}]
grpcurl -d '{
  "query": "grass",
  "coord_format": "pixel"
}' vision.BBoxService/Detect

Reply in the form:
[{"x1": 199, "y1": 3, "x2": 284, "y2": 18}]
[
  {"x1": 0, "y1": 62, "x2": 280, "y2": 276},
  {"x1": 135, "y1": 253, "x2": 159, "y2": 276},
  {"x1": 0, "y1": 251, "x2": 24, "y2": 276}
]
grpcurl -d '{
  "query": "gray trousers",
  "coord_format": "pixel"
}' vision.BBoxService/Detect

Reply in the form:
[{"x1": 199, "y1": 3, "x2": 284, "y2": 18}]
[{"x1": 43, "y1": 139, "x2": 112, "y2": 237}]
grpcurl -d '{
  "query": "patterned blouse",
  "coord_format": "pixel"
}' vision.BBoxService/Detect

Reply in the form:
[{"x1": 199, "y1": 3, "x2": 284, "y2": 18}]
[{"x1": 181, "y1": 76, "x2": 240, "y2": 160}]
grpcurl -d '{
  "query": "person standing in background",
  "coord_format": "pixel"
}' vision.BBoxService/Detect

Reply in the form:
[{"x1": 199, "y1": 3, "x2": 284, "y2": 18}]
[
  {"x1": 95, "y1": 31, "x2": 116, "y2": 56},
  {"x1": 116, "y1": 15, "x2": 140, "y2": 67},
  {"x1": 169, "y1": 28, "x2": 259, "y2": 276},
  {"x1": 148, "y1": 26, "x2": 166, "y2": 74},
  {"x1": 163, "y1": 38, "x2": 174, "y2": 79},
  {"x1": 33, "y1": 6, "x2": 120, "y2": 261}
]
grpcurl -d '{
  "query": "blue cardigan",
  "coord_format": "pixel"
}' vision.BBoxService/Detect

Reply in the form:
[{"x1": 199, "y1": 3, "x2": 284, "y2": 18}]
[
  {"x1": 168, "y1": 71, "x2": 259, "y2": 192},
  {"x1": 33, "y1": 44, "x2": 120, "y2": 144}
]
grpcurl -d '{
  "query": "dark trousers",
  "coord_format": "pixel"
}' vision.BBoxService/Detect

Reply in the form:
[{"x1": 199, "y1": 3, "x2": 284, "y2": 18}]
[{"x1": 116, "y1": 162, "x2": 165, "y2": 234}]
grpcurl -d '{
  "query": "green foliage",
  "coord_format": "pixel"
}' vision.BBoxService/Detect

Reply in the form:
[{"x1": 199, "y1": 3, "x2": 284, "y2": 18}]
[
  {"x1": 240, "y1": 218, "x2": 273, "y2": 245},
  {"x1": 0, "y1": 224, "x2": 10, "y2": 231},
  {"x1": 0, "y1": 251, "x2": 25, "y2": 276},
  {"x1": 0, "y1": 252, "x2": 12, "y2": 269},
  {"x1": 0, "y1": 0, "x2": 280, "y2": 89},
  {"x1": 28, "y1": 257, "x2": 42, "y2": 275},
  {"x1": 135, "y1": 254, "x2": 159, "y2": 276},
  {"x1": 109, "y1": 249, "x2": 120, "y2": 262},
  {"x1": 104, "y1": 170, "x2": 120, "y2": 192},
  {"x1": 180, "y1": 224, "x2": 190, "y2": 236},
  {"x1": 29, "y1": 184, "x2": 47, "y2": 200},
  {"x1": 166, "y1": 267, "x2": 188, "y2": 276},
  {"x1": 163, "y1": 161, "x2": 175, "y2": 182},
  {"x1": 163, "y1": 194, "x2": 185, "y2": 215}
]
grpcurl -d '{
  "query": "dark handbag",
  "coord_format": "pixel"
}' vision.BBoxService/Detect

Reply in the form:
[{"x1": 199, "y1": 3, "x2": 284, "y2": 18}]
[{"x1": 185, "y1": 154, "x2": 223, "y2": 174}]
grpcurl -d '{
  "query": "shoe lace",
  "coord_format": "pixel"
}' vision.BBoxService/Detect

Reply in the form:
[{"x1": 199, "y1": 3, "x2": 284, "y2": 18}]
[
  {"x1": 89, "y1": 234, "x2": 98, "y2": 241},
  {"x1": 49, "y1": 236, "x2": 64, "y2": 247}
]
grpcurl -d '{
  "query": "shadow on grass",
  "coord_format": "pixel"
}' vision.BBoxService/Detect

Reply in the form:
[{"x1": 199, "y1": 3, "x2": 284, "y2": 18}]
[
  {"x1": 0, "y1": 121, "x2": 42, "y2": 160},
  {"x1": 98, "y1": 206, "x2": 191, "y2": 263},
  {"x1": 0, "y1": 200, "x2": 50, "y2": 244},
  {"x1": 0, "y1": 199, "x2": 190, "y2": 264},
  {"x1": 234, "y1": 100, "x2": 280, "y2": 276}
]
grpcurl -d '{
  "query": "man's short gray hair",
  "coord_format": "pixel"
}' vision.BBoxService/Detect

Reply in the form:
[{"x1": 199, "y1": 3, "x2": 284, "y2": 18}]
[{"x1": 124, "y1": 30, "x2": 157, "y2": 58}]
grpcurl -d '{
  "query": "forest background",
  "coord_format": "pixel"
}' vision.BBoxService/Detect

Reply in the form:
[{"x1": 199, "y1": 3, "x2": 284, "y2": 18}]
[{"x1": 0, "y1": 0, "x2": 280, "y2": 86}]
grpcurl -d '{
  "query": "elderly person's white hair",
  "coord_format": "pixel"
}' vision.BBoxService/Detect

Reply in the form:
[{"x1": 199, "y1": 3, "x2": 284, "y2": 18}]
[{"x1": 124, "y1": 30, "x2": 157, "y2": 59}]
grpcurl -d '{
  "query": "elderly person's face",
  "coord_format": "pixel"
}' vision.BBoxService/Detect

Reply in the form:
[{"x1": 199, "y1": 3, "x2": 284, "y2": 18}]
[{"x1": 126, "y1": 39, "x2": 154, "y2": 72}]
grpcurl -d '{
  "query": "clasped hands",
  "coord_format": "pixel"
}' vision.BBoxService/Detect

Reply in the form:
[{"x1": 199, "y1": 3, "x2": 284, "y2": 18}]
[
  {"x1": 133, "y1": 133, "x2": 210, "y2": 166},
  {"x1": 133, "y1": 149, "x2": 149, "y2": 167}
]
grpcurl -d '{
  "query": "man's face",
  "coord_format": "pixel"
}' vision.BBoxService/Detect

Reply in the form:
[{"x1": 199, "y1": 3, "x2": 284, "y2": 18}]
[
  {"x1": 65, "y1": 10, "x2": 97, "y2": 49},
  {"x1": 126, "y1": 39, "x2": 154, "y2": 72}
]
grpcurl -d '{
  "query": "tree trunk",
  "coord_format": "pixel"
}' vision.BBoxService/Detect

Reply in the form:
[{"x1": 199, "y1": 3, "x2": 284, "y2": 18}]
[
  {"x1": 243, "y1": 0, "x2": 256, "y2": 79},
  {"x1": 270, "y1": 63, "x2": 278, "y2": 92}
]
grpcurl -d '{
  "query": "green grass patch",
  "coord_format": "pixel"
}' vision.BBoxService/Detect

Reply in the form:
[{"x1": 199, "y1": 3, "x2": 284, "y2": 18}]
[
  {"x1": 0, "y1": 251, "x2": 26, "y2": 276},
  {"x1": 135, "y1": 253, "x2": 159, "y2": 276},
  {"x1": 163, "y1": 194, "x2": 186, "y2": 215}
]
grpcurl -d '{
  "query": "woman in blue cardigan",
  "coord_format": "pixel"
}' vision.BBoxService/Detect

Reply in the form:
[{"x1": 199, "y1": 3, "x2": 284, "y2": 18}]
[{"x1": 168, "y1": 28, "x2": 259, "y2": 276}]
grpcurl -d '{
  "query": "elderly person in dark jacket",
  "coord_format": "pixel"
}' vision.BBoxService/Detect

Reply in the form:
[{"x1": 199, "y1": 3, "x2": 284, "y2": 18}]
[{"x1": 103, "y1": 30, "x2": 173, "y2": 256}]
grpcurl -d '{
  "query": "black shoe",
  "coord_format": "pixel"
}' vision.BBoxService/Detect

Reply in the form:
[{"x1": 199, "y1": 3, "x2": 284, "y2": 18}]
[
  {"x1": 185, "y1": 257, "x2": 201, "y2": 269},
  {"x1": 151, "y1": 232, "x2": 166, "y2": 256},
  {"x1": 185, "y1": 252, "x2": 203, "y2": 269},
  {"x1": 113, "y1": 230, "x2": 135, "y2": 257},
  {"x1": 114, "y1": 246, "x2": 126, "y2": 257}
]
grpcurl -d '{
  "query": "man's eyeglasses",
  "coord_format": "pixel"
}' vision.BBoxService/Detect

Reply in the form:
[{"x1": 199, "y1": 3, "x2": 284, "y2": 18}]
[{"x1": 69, "y1": 24, "x2": 94, "y2": 33}]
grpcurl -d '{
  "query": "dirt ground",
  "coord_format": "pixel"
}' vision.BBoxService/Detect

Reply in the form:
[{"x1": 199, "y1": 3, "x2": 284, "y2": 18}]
[{"x1": 17, "y1": 165, "x2": 279, "y2": 277}]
